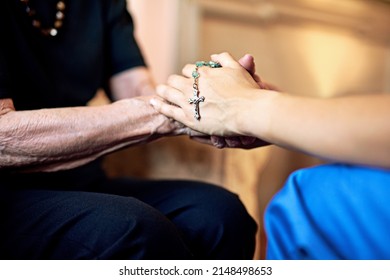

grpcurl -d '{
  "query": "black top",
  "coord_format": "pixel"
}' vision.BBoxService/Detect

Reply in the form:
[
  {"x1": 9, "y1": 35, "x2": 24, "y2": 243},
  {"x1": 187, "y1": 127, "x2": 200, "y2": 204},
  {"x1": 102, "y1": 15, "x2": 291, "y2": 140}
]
[{"x1": 0, "y1": 0, "x2": 145, "y2": 110}]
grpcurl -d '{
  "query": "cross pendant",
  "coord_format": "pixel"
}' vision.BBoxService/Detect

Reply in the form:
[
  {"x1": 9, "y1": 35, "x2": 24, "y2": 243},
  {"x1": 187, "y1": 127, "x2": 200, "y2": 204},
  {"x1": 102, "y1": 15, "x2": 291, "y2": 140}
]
[{"x1": 189, "y1": 94, "x2": 205, "y2": 120}]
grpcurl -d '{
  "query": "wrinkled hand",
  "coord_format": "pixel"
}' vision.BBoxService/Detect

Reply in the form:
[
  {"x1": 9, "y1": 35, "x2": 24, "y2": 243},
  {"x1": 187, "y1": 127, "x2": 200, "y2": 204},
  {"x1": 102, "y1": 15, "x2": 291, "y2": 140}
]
[
  {"x1": 190, "y1": 135, "x2": 269, "y2": 149},
  {"x1": 131, "y1": 95, "x2": 206, "y2": 138}
]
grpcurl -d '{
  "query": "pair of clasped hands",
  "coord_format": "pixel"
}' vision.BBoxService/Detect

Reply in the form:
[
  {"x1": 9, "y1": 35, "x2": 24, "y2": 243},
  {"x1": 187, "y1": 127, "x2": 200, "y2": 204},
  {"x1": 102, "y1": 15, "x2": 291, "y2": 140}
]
[{"x1": 150, "y1": 52, "x2": 277, "y2": 149}]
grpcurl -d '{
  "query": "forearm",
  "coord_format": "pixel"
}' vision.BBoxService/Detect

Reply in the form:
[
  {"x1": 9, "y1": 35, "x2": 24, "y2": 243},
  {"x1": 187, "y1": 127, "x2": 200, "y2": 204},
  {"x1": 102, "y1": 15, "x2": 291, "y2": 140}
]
[
  {"x1": 240, "y1": 92, "x2": 390, "y2": 168},
  {"x1": 110, "y1": 66, "x2": 156, "y2": 100},
  {"x1": 0, "y1": 98, "x2": 172, "y2": 172}
]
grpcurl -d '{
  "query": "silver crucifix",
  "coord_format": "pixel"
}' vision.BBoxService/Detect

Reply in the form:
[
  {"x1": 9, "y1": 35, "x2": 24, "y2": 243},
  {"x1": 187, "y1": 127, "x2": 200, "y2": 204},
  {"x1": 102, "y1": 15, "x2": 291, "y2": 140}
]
[{"x1": 189, "y1": 94, "x2": 205, "y2": 120}]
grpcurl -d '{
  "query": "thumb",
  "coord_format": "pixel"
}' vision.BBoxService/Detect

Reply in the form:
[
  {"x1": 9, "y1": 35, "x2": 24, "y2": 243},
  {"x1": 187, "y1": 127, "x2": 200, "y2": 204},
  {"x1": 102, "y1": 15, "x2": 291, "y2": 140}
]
[{"x1": 238, "y1": 54, "x2": 256, "y2": 76}]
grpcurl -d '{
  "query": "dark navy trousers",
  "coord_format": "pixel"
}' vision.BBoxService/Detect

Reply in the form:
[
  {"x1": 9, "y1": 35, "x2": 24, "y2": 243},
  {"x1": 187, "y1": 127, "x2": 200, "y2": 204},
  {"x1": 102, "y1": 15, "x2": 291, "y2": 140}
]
[{"x1": 0, "y1": 161, "x2": 256, "y2": 260}]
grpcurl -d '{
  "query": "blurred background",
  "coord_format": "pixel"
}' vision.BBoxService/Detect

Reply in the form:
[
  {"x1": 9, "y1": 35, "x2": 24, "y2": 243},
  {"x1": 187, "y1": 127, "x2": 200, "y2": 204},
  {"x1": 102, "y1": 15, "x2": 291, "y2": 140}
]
[{"x1": 96, "y1": 0, "x2": 390, "y2": 259}]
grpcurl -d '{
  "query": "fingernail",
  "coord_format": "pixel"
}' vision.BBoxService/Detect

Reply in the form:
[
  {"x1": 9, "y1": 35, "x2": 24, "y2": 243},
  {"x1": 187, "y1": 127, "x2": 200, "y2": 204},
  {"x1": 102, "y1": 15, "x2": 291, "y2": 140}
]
[{"x1": 149, "y1": 98, "x2": 157, "y2": 106}]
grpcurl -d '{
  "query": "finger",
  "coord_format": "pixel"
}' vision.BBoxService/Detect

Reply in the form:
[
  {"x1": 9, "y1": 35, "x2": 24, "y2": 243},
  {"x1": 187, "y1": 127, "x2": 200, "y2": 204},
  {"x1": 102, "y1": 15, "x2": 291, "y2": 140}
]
[
  {"x1": 166, "y1": 74, "x2": 192, "y2": 92},
  {"x1": 182, "y1": 64, "x2": 196, "y2": 78},
  {"x1": 210, "y1": 52, "x2": 242, "y2": 69},
  {"x1": 182, "y1": 63, "x2": 208, "y2": 78},
  {"x1": 238, "y1": 54, "x2": 256, "y2": 76},
  {"x1": 210, "y1": 136, "x2": 227, "y2": 149},
  {"x1": 156, "y1": 84, "x2": 187, "y2": 108},
  {"x1": 225, "y1": 137, "x2": 243, "y2": 148},
  {"x1": 175, "y1": 126, "x2": 205, "y2": 137},
  {"x1": 182, "y1": 59, "x2": 227, "y2": 79},
  {"x1": 150, "y1": 97, "x2": 187, "y2": 123},
  {"x1": 239, "y1": 136, "x2": 257, "y2": 146},
  {"x1": 237, "y1": 54, "x2": 263, "y2": 84},
  {"x1": 191, "y1": 136, "x2": 227, "y2": 149},
  {"x1": 186, "y1": 128, "x2": 208, "y2": 137}
]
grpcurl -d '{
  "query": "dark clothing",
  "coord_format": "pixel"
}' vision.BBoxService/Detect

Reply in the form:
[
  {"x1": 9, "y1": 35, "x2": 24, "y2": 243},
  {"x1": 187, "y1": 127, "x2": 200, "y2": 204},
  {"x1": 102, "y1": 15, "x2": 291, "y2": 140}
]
[
  {"x1": 1, "y1": 169, "x2": 256, "y2": 259},
  {"x1": 1, "y1": 0, "x2": 145, "y2": 109},
  {"x1": 0, "y1": 0, "x2": 257, "y2": 259}
]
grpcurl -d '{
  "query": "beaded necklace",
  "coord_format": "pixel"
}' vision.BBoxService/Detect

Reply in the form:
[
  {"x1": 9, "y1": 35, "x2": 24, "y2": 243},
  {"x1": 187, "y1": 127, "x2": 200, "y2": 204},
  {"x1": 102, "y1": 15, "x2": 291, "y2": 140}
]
[{"x1": 19, "y1": 0, "x2": 66, "y2": 37}]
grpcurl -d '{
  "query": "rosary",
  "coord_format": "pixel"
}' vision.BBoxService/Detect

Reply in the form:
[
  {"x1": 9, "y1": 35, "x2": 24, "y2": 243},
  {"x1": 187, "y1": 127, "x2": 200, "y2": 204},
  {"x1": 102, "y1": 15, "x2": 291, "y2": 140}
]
[{"x1": 189, "y1": 61, "x2": 222, "y2": 120}]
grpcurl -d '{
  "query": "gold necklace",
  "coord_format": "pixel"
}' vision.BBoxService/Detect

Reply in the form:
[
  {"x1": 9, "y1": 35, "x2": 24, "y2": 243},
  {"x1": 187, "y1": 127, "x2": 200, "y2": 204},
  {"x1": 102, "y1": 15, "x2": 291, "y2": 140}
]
[{"x1": 19, "y1": 0, "x2": 66, "y2": 37}]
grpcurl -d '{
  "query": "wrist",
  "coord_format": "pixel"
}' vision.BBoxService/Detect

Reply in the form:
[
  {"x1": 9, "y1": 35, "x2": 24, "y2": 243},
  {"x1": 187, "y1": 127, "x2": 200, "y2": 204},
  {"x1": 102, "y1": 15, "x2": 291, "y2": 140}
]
[
  {"x1": 134, "y1": 78, "x2": 156, "y2": 97},
  {"x1": 235, "y1": 89, "x2": 279, "y2": 140},
  {"x1": 113, "y1": 97, "x2": 174, "y2": 137}
]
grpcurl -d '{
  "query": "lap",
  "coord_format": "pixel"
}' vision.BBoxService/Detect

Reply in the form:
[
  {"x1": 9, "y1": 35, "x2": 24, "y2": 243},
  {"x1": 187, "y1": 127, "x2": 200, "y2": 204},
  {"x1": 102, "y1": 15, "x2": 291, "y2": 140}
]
[
  {"x1": 1, "y1": 173, "x2": 256, "y2": 259},
  {"x1": 96, "y1": 177, "x2": 257, "y2": 259},
  {"x1": 1, "y1": 189, "x2": 192, "y2": 259},
  {"x1": 98, "y1": 177, "x2": 246, "y2": 222},
  {"x1": 265, "y1": 164, "x2": 390, "y2": 259}
]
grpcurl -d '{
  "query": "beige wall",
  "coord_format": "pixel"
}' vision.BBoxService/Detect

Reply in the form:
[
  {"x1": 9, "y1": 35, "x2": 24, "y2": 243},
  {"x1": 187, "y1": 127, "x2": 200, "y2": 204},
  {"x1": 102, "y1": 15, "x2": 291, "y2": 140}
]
[{"x1": 128, "y1": 0, "x2": 180, "y2": 83}]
